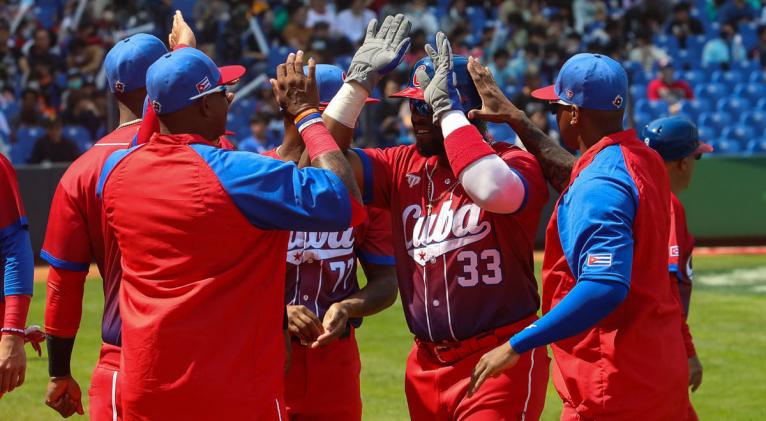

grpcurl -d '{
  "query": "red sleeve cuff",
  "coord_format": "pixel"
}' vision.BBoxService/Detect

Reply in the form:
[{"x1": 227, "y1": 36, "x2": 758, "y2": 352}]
[
  {"x1": 302, "y1": 123, "x2": 340, "y2": 160},
  {"x1": 2, "y1": 294, "x2": 31, "y2": 332},
  {"x1": 443, "y1": 125, "x2": 496, "y2": 176}
]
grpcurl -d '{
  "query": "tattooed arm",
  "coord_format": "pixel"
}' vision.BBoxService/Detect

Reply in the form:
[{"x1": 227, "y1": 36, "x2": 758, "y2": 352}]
[{"x1": 466, "y1": 57, "x2": 575, "y2": 193}]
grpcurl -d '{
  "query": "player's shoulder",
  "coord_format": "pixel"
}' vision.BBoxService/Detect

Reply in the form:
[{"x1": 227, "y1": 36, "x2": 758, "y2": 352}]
[{"x1": 60, "y1": 128, "x2": 136, "y2": 187}]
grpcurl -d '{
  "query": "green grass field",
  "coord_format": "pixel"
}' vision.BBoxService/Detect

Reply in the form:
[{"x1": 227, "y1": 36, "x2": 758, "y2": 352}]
[{"x1": 2, "y1": 254, "x2": 765, "y2": 420}]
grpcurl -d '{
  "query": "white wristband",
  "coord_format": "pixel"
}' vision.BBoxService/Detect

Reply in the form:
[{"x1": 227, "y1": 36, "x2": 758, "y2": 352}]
[
  {"x1": 323, "y1": 82, "x2": 368, "y2": 128},
  {"x1": 440, "y1": 110, "x2": 471, "y2": 138}
]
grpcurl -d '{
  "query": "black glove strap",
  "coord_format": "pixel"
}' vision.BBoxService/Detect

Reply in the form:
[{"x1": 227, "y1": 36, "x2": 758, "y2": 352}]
[{"x1": 47, "y1": 335, "x2": 75, "y2": 377}]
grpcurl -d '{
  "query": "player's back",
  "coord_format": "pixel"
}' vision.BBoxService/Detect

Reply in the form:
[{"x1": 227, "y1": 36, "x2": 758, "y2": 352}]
[
  {"x1": 543, "y1": 132, "x2": 687, "y2": 419},
  {"x1": 41, "y1": 123, "x2": 139, "y2": 345}
]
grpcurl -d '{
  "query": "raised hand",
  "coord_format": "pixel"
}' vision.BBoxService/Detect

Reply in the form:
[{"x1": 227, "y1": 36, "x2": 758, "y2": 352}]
[
  {"x1": 271, "y1": 51, "x2": 320, "y2": 117},
  {"x1": 466, "y1": 56, "x2": 523, "y2": 124},
  {"x1": 169, "y1": 10, "x2": 196, "y2": 49},
  {"x1": 345, "y1": 14, "x2": 411, "y2": 93},
  {"x1": 423, "y1": 32, "x2": 463, "y2": 123}
]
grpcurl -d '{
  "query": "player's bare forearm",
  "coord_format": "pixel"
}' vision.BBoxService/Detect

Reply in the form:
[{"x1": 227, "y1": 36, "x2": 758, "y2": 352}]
[
  {"x1": 338, "y1": 262, "x2": 397, "y2": 318},
  {"x1": 278, "y1": 115, "x2": 305, "y2": 163},
  {"x1": 323, "y1": 114, "x2": 355, "y2": 153},
  {"x1": 312, "y1": 151, "x2": 363, "y2": 203},
  {"x1": 509, "y1": 115, "x2": 575, "y2": 193}
]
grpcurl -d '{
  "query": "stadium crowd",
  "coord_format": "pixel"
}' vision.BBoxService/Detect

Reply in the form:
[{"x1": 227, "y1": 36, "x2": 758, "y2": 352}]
[{"x1": 1, "y1": 0, "x2": 766, "y2": 164}]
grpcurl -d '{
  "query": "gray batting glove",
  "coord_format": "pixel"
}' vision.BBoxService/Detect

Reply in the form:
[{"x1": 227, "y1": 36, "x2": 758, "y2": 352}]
[
  {"x1": 423, "y1": 32, "x2": 463, "y2": 124},
  {"x1": 345, "y1": 14, "x2": 411, "y2": 93}
]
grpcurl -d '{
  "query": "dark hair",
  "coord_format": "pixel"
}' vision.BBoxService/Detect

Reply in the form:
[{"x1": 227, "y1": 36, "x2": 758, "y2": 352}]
[
  {"x1": 250, "y1": 115, "x2": 269, "y2": 125},
  {"x1": 493, "y1": 49, "x2": 509, "y2": 60}
]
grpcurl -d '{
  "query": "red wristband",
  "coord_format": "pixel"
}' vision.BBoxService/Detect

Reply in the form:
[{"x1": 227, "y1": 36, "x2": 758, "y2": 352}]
[
  {"x1": 172, "y1": 44, "x2": 189, "y2": 51},
  {"x1": 443, "y1": 125, "x2": 496, "y2": 176},
  {"x1": 302, "y1": 122, "x2": 340, "y2": 160},
  {"x1": 2, "y1": 294, "x2": 31, "y2": 331}
]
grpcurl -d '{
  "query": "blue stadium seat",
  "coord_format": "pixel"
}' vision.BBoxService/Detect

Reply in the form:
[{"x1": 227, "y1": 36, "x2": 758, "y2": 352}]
[
  {"x1": 267, "y1": 47, "x2": 296, "y2": 78},
  {"x1": 10, "y1": 141, "x2": 34, "y2": 165},
  {"x1": 710, "y1": 70, "x2": 745, "y2": 88},
  {"x1": 622, "y1": 61, "x2": 644, "y2": 81},
  {"x1": 679, "y1": 99, "x2": 712, "y2": 121},
  {"x1": 749, "y1": 72, "x2": 765, "y2": 84},
  {"x1": 697, "y1": 125, "x2": 719, "y2": 140},
  {"x1": 17, "y1": 126, "x2": 44, "y2": 144},
  {"x1": 629, "y1": 84, "x2": 647, "y2": 101},
  {"x1": 226, "y1": 113, "x2": 250, "y2": 140},
  {"x1": 635, "y1": 98, "x2": 669, "y2": 118},
  {"x1": 698, "y1": 111, "x2": 729, "y2": 133},
  {"x1": 733, "y1": 83, "x2": 766, "y2": 103},
  {"x1": 739, "y1": 111, "x2": 766, "y2": 131},
  {"x1": 756, "y1": 98, "x2": 766, "y2": 111},
  {"x1": 63, "y1": 125, "x2": 93, "y2": 152},
  {"x1": 746, "y1": 137, "x2": 766, "y2": 155},
  {"x1": 711, "y1": 138, "x2": 744, "y2": 154},
  {"x1": 682, "y1": 70, "x2": 707, "y2": 85},
  {"x1": 694, "y1": 83, "x2": 727, "y2": 99},
  {"x1": 633, "y1": 111, "x2": 654, "y2": 131},
  {"x1": 716, "y1": 97, "x2": 749, "y2": 115},
  {"x1": 732, "y1": 60, "x2": 759, "y2": 73},
  {"x1": 738, "y1": 22, "x2": 758, "y2": 51},
  {"x1": 721, "y1": 126, "x2": 755, "y2": 143},
  {"x1": 466, "y1": 6, "x2": 487, "y2": 39}
]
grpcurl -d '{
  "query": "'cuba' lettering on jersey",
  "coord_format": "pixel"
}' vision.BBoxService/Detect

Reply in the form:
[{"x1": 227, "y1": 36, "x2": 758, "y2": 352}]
[
  {"x1": 287, "y1": 228, "x2": 355, "y2": 264},
  {"x1": 403, "y1": 199, "x2": 491, "y2": 266}
]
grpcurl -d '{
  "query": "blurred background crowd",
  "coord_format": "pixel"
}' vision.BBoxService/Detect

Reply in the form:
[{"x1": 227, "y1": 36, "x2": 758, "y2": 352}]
[{"x1": 1, "y1": 0, "x2": 766, "y2": 165}]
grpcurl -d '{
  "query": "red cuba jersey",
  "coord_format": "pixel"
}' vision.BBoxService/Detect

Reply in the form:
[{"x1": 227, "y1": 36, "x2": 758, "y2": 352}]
[
  {"x1": 542, "y1": 130, "x2": 688, "y2": 420},
  {"x1": 97, "y1": 133, "x2": 353, "y2": 420},
  {"x1": 355, "y1": 142, "x2": 548, "y2": 342},
  {"x1": 41, "y1": 123, "x2": 139, "y2": 345},
  {"x1": 669, "y1": 192, "x2": 694, "y2": 315}
]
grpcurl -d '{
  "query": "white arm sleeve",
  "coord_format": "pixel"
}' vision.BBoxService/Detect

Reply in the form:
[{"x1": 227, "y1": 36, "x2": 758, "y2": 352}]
[
  {"x1": 323, "y1": 82, "x2": 368, "y2": 128},
  {"x1": 460, "y1": 155, "x2": 527, "y2": 214}
]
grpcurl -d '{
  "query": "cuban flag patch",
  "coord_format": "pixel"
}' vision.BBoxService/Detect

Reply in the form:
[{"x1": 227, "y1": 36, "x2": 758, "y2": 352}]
[
  {"x1": 196, "y1": 76, "x2": 212, "y2": 94},
  {"x1": 669, "y1": 245, "x2": 680, "y2": 257},
  {"x1": 587, "y1": 253, "x2": 612, "y2": 267}
]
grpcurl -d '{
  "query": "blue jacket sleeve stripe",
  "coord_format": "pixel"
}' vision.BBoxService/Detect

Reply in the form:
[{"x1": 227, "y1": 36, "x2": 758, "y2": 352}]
[
  {"x1": 357, "y1": 249, "x2": 396, "y2": 266},
  {"x1": 96, "y1": 144, "x2": 144, "y2": 199},
  {"x1": 0, "y1": 219, "x2": 34, "y2": 296},
  {"x1": 508, "y1": 167, "x2": 529, "y2": 215},
  {"x1": 190, "y1": 144, "x2": 351, "y2": 232},
  {"x1": 40, "y1": 249, "x2": 90, "y2": 272},
  {"x1": 350, "y1": 148, "x2": 373, "y2": 205}
]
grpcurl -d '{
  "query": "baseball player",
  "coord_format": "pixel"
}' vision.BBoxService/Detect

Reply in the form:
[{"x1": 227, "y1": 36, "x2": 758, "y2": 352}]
[
  {"x1": 97, "y1": 48, "x2": 363, "y2": 420},
  {"x1": 39, "y1": 33, "x2": 170, "y2": 419},
  {"x1": 323, "y1": 20, "x2": 550, "y2": 419},
  {"x1": 0, "y1": 153, "x2": 34, "y2": 399},
  {"x1": 265, "y1": 63, "x2": 397, "y2": 421},
  {"x1": 465, "y1": 53, "x2": 690, "y2": 420},
  {"x1": 644, "y1": 116, "x2": 712, "y2": 421}
]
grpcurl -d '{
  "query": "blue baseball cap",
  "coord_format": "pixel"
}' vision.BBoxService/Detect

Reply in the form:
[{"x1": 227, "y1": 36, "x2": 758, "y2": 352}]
[
  {"x1": 642, "y1": 116, "x2": 713, "y2": 161},
  {"x1": 104, "y1": 34, "x2": 168, "y2": 94},
  {"x1": 146, "y1": 48, "x2": 245, "y2": 115},
  {"x1": 303, "y1": 64, "x2": 379, "y2": 107},
  {"x1": 532, "y1": 53, "x2": 628, "y2": 111}
]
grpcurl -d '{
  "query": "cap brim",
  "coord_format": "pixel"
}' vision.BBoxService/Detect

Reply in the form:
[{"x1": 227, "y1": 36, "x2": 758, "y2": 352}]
[
  {"x1": 693, "y1": 141, "x2": 714, "y2": 155},
  {"x1": 390, "y1": 87, "x2": 425, "y2": 100},
  {"x1": 219, "y1": 65, "x2": 246, "y2": 85},
  {"x1": 530, "y1": 85, "x2": 559, "y2": 101}
]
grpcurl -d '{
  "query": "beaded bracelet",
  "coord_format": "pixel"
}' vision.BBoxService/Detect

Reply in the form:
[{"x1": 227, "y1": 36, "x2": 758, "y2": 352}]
[{"x1": 1, "y1": 327, "x2": 25, "y2": 337}]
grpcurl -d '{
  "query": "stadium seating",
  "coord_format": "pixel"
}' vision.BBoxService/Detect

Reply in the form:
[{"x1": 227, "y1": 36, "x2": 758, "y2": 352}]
[
  {"x1": 746, "y1": 137, "x2": 766, "y2": 154},
  {"x1": 716, "y1": 97, "x2": 749, "y2": 116},
  {"x1": 698, "y1": 112, "x2": 729, "y2": 134},
  {"x1": 721, "y1": 126, "x2": 755, "y2": 144},
  {"x1": 712, "y1": 138, "x2": 744, "y2": 154},
  {"x1": 63, "y1": 125, "x2": 93, "y2": 153},
  {"x1": 734, "y1": 84, "x2": 766, "y2": 103}
]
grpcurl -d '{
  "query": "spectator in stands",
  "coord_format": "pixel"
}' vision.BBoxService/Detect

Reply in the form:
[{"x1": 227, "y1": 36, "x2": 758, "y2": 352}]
[
  {"x1": 65, "y1": 23, "x2": 106, "y2": 76},
  {"x1": 308, "y1": 21, "x2": 353, "y2": 64},
  {"x1": 488, "y1": 49, "x2": 518, "y2": 89},
  {"x1": 404, "y1": 29, "x2": 427, "y2": 67},
  {"x1": 405, "y1": 0, "x2": 438, "y2": 36},
  {"x1": 12, "y1": 89, "x2": 42, "y2": 130},
  {"x1": 667, "y1": 2, "x2": 704, "y2": 48},
  {"x1": 336, "y1": 0, "x2": 377, "y2": 44},
  {"x1": 282, "y1": 2, "x2": 312, "y2": 50},
  {"x1": 28, "y1": 116, "x2": 80, "y2": 164},
  {"x1": 238, "y1": 115, "x2": 276, "y2": 154},
  {"x1": 60, "y1": 81, "x2": 102, "y2": 139},
  {"x1": 751, "y1": 24, "x2": 766, "y2": 68},
  {"x1": 648, "y1": 62, "x2": 694, "y2": 114},
  {"x1": 630, "y1": 29, "x2": 670, "y2": 72},
  {"x1": 18, "y1": 28, "x2": 63, "y2": 77},
  {"x1": 0, "y1": 19, "x2": 19, "y2": 90},
  {"x1": 516, "y1": 105, "x2": 559, "y2": 147},
  {"x1": 307, "y1": 0, "x2": 336, "y2": 29},
  {"x1": 702, "y1": 21, "x2": 747, "y2": 68},
  {"x1": 511, "y1": 71, "x2": 543, "y2": 113},
  {"x1": 717, "y1": 0, "x2": 756, "y2": 24}
]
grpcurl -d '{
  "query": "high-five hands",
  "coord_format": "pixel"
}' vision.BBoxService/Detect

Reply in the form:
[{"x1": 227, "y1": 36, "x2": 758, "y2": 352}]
[
  {"x1": 466, "y1": 56, "x2": 524, "y2": 124},
  {"x1": 271, "y1": 51, "x2": 320, "y2": 118},
  {"x1": 422, "y1": 32, "x2": 463, "y2": 123},
  {"x1": 345, "y1": 14, "x2": 412, "y2": 93}
]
